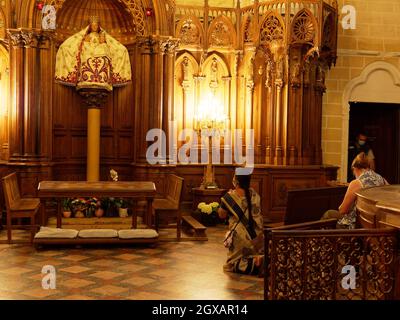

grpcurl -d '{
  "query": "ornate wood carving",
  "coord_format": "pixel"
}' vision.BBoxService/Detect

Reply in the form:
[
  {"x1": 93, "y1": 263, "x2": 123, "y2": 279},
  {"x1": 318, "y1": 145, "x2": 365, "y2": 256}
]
[
  {"x1": 45, "y1": 0, "x2": 146, "y2": 36},
  {"x1": 265, "y1": 226, "x2": 398, "y2": 300},
  {"x1": 291, "y1": 10, "x2": 316, "y2": 44},
  {"x1": 0, "y1": 0, "x2": 339, "y2": 214},
  {"x1": 177, "y1": 18, "x2": 201, "y2": 46}
]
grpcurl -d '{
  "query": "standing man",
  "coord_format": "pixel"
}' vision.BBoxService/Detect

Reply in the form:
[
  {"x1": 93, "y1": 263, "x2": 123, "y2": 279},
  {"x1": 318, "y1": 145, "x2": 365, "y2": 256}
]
[{"x1": 347, "y1": 133, "x2": 375, "y2": 182}]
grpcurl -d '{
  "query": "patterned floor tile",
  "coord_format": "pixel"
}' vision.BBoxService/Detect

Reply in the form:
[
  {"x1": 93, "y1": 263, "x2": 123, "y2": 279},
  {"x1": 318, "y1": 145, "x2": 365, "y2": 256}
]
[
  {"x1": 0, "y1": 267, "x2": 32, "y2": 275},
  {"x1": 121, "y1": 276, "x2": 157, "y2": 287},
  {"x1": 59, "y1": 255, "x2": 90, "y2": 262},
  {"x1": 0, "y1": 225, "x2": 263, "y2": 300},
  {"x1": 59, "y1": 266, "x2": 92, "y2": 274},
  {"x1": 60, "y1": 295, "x2": 95, "y2": 300},
  {"x1": 22, "y1": 288, "x2": 61, "y2": 299},
  {"x1": 89, "y1": 271, "x2": 124, "y2": 280},
  {"x1": 61, "y1": 278, "x2": 96, "y2": 289},
  {"x1": 90, "y1": 285, "x2": 128, "y2": 296}
]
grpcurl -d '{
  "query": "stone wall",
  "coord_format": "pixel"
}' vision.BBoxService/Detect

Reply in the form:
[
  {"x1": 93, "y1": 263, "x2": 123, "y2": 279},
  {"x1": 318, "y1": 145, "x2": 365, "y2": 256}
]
[{"x1": 323, "y1": 0, "x2": 400, "y2": 180}]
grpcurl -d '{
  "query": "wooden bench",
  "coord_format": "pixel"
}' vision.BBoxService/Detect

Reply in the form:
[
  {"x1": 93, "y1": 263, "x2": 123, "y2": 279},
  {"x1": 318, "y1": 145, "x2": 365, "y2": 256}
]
[
  {"x1": 1, "y1": 172, "x2": 41, "y2": 243},
  {"x1": 153, "y1": 174, "x2": 184, "y2": 240},
  {"x1": 33, "y1": 226, "x2": 159, "y2": 248},
  {"x1": 181, "y1": 215, "x2": 207, "y2": 240},
  {"x1": 264, "y1": 185, "x2": 348, "y2": 228}
]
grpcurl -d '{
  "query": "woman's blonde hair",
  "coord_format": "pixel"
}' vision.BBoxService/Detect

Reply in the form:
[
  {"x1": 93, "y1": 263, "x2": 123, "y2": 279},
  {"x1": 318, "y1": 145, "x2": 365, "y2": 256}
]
[{"x1": 351, "y1": 152, "x2": 370, "y2": 169}]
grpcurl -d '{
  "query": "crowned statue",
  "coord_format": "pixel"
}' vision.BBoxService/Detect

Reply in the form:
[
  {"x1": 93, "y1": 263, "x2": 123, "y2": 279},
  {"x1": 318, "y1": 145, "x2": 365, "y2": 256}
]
[{"x1": 55, "y1": 16, "x2": 132, "y2": 92}]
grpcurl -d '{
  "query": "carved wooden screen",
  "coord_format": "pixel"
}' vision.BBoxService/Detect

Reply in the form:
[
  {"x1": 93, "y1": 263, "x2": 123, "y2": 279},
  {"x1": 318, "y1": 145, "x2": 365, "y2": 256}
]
[{"x1": 265, "y1": 224, "x2": 398, "y2": 300}]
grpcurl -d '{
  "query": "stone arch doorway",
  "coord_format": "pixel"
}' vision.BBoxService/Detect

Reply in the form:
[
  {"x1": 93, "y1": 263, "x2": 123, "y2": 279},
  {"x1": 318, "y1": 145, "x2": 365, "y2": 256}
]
[{"x1": 340, "y1": 61, "x2": 400, "y2": 181}]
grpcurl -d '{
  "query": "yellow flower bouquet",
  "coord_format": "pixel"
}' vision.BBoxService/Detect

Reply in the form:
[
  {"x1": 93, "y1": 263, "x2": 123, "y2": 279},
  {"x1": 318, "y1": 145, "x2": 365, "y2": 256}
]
[{"x1": 197, "y1": 201, "x2": 220, "y2": 226}]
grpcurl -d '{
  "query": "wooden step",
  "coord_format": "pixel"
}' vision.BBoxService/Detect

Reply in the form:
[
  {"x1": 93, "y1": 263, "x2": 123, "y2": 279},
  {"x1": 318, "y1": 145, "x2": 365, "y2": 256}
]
[{"x1": 181, "y1": 216, "x2": 207, "y2": 239}]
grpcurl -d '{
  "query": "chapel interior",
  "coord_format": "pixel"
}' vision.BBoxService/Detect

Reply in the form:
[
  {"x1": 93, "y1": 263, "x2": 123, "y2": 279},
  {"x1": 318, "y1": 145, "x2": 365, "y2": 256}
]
[{"x1": 0, "y1": 0, "x2": 399, "y2": 301}]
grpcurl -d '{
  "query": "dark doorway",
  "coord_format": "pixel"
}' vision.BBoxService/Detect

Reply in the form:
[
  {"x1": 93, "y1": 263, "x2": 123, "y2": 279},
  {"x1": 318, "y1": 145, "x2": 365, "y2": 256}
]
[{"x1": 348, "y1": 102, "x2": 400, "y2": 184}]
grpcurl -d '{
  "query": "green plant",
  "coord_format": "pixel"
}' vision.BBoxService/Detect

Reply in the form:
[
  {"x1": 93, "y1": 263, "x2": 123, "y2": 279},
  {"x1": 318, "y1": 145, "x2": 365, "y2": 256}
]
[
  {"x1": 115, "y1": 198, "x2": 128, "y2": 209},
  {"x1": 62, "y1": 198, "x2": 72, "y2": 211}
]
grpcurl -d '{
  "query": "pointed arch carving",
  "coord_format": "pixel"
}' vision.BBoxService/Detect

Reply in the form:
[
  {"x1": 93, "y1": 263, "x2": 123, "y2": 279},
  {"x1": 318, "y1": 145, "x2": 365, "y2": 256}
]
[
  {"x1": 291, "y1": 9, "x2": 317, "y2": 45},
  {"x1": 259, "y1": 11, "x2": 285, "y2": 45},
  {"x1": 175, "y1": 51, "x2": 199, "y2": 76},
  {"x1": 202, "y1": 53, "x2": 230, "y2": 77},
  {"x1": 175, "y1": 15, "x2": 203, "y2": 47},
  {"x1": 208, "y1": 16, "x2": 236, "y2": 48}
]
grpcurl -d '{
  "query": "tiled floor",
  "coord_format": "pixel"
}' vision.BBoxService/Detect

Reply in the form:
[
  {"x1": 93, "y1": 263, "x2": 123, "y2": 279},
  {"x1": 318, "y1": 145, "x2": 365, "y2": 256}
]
[{"x1": 0, "y1": 225, "x2": 263, "y2": 300}]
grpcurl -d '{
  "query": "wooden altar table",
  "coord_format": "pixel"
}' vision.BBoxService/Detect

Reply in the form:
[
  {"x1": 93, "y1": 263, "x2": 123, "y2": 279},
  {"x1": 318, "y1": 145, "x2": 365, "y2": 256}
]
[{"x1": 38, "y1": 181, "x2": 157, "y2": 229}]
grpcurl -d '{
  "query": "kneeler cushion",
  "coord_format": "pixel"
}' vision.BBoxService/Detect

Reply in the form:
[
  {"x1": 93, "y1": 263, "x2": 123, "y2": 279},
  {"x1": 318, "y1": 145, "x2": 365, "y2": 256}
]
[
  {"x1": 35, "y1": 227, "x2": 79, "y2": 239},
  {"x1": 118, "y1": 229, "x2": 159, "y2": 239},
  {"x1": 78, "y1": 229, "x2": 118, "y2": 238}
]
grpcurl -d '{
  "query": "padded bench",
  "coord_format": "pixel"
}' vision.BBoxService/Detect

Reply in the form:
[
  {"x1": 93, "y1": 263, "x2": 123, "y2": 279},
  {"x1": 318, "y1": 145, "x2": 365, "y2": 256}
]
[{"x1": 33, "y1": 227, "x2": 159, "y2": 246}]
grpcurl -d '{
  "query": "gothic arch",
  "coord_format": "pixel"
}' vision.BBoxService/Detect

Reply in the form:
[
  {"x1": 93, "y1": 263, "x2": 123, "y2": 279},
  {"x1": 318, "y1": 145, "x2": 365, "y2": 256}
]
[
  {"x1": 175, "y1": 52, "x2": 199, "y2": 74},
  {"x1": 258, "y1": 11, "x2": 285, "y2": 46},
  {"x1": 208, "y1": 15, "x2": 237, "y2": 48},
  {"x1": 339, "y1": 61, "x2": 400, "y2": 181},
  {"x1": 175, "y1": 15, "x2": 204, "y2": 48},
  {"x1": 202, "y1": 53, "x2": 230, "y2": 77},
  {"x1": 290, "y1": 9, "x2": 318, "y2": 46}
]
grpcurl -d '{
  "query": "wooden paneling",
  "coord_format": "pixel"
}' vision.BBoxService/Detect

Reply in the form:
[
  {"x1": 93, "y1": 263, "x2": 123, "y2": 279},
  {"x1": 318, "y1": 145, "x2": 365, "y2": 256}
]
[{"x1": 134, "y1": 164, "x2": 338, "y2": 222}]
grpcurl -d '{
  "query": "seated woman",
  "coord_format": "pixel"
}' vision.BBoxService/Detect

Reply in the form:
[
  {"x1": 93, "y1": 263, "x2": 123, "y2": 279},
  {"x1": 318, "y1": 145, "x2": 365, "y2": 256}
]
[
  {"x1": 218, "y1": 174, "x2": 264, "y2": 275},
  {"x1": 322, "y1": 152, "x2": 389, "y2": 228}
]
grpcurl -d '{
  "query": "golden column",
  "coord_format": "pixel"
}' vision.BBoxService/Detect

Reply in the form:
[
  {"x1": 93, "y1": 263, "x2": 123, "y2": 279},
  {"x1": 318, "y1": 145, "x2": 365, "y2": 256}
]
[{"x1": 78, "y1": 89, "x2": 108, "y2": 182}]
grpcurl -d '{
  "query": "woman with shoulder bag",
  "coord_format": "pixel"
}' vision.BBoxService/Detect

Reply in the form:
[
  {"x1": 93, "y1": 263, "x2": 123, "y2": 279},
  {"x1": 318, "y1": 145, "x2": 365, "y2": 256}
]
[{"x1": 218, "y1": 174, "x2": 264, "y2": 275}]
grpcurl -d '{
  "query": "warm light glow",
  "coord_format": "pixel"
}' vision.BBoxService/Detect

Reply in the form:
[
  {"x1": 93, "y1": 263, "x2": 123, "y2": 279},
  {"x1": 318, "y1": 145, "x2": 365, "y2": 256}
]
[
  {"x1": 195, "y1": 92, "x2": 227, "y2": 130},
  {"x1": 0, "y1": 55, "x2": 9, "y2": 118},
  {"x1": 0, "y1": 60, "x2": 4, "y2": 117}
]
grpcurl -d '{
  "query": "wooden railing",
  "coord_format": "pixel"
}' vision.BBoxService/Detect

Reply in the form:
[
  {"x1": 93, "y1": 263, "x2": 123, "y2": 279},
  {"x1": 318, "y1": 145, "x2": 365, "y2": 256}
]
[{"x1": 264, "y1": 220, "x2": 399, "y2": 300}]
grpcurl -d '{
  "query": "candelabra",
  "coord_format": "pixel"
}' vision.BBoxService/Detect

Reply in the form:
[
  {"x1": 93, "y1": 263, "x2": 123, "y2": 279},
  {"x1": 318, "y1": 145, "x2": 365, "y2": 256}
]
[{"x1": 194, "y1": 108, "x2": 227, "y2": 189}]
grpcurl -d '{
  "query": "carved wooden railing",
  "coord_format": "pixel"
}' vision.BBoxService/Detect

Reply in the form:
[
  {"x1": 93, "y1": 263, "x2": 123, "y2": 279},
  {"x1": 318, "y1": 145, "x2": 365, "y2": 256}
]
[{"x1": 264, "y1": 220, "x2": 399, "y2": 300}]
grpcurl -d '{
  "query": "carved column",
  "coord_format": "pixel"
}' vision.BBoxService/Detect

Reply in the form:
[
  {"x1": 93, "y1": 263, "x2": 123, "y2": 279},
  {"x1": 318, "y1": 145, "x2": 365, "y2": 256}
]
[
  {"x1": 78, "y1": 90, "x2": 108, "y2": 182},
  {"x1": 136, "y1": 36, "x2": 157, "y2": 164},
  {"x1": 245, "y1": 74, "x2": 254, "y2": 162},
  {"x1": 288, "y1": 55, "x2": 302, "y2": 165},
  {"x1": 265, "y1": 60, "x2": 274, "y2": 165},
  {"x1": 314, "y1": 63, "x2": 326, "y2": 165},
  {"x1": 162, "y1": 38, "x2": 179, "y2": 162},
  {"x1": 302, "y1": 60, "x2": 312, "y2": 165},
  {"x1": 7, "y1": 28, "x2": 50, "y2": 162},
  {"x1": 274, "y1": 55, "x2": 284, "y2": 165}
]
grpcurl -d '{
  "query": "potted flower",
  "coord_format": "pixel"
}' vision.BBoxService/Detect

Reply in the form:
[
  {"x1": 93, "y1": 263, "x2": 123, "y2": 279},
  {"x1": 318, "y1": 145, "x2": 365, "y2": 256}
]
[
  {"x1": 62, "y1": 198, "x2": 72, "y2": 218},
  {"x1": 94, "y1": 199, "x2": 104, "y2": 218},
  {"x1": 115, "y1": 198, "x2": 129, "y2": 218},
  {"x1": 71, "y1": 198, "x2": 87, "y2": 218},
  {"x1": 101, "y1": 198, "x2": 117, "y2": 217},
  {"x1": 197, "y1": 202, "x2": 220, "y2": 226},
  {"x1": 86, "y1": 197, "x2": 99, "y2": 218}
]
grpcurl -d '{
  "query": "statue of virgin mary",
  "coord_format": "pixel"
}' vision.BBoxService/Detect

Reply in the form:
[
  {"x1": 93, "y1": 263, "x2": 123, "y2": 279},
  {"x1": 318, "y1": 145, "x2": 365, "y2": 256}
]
[{"x1": 55, "y1": 17, "x2": 132, "y2": 92}]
